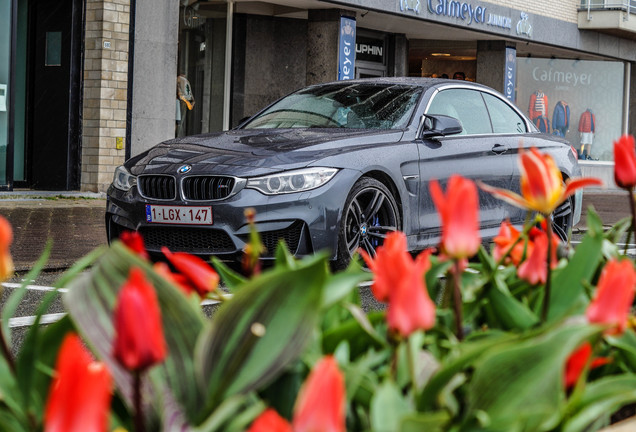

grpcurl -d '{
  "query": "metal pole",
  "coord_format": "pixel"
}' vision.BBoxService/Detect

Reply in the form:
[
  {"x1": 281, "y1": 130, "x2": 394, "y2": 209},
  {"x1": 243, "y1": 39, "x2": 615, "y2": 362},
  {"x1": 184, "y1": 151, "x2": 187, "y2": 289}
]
[{"x1": 222, "y1": 0, "x2": 234, "y2": 131}]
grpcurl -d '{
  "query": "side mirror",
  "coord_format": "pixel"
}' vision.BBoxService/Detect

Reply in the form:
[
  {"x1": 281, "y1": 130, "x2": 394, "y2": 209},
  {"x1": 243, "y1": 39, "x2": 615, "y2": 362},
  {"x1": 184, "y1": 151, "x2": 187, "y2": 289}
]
[{"x1": 419, "y1": 114, "x2": 463, "y2": 138}]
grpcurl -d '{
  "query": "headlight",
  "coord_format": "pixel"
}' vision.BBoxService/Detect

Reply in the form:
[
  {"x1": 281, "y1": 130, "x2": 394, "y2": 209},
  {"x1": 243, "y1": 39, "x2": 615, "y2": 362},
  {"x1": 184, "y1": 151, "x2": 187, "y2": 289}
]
[
  {"x1": 246, "y1": 167, "x2": 338, "y2": 195},
  {"x1": 112, "y1": 165, "x2": 137, "y2": 191}
]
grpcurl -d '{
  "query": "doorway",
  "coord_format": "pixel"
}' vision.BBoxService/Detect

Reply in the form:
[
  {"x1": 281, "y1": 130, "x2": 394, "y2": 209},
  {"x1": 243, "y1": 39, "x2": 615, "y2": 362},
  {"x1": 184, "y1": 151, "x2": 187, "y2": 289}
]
[{"x1": 24, "y1": 0, "x2": 83, "y2": 190}]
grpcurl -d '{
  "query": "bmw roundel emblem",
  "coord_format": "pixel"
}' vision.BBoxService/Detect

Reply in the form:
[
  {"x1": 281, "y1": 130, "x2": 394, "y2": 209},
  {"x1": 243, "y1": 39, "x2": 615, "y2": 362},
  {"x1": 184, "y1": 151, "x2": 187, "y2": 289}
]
[{"x1": 178, "y1": 164, "x2": 192, "y2": 174}]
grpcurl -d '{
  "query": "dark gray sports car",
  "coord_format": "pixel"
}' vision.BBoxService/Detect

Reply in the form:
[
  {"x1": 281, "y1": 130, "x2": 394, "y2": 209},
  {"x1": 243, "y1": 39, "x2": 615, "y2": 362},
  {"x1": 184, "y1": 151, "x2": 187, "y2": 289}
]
[{"x1": 106, "y1": 78, "x2": 582, "y2": 268}]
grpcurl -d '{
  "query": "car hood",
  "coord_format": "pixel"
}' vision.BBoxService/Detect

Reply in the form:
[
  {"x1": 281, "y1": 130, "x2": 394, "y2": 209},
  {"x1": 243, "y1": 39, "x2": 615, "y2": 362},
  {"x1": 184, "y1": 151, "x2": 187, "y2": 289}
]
[{"x1": 127, "y1": 128, "x2": 405, "y2": 176}]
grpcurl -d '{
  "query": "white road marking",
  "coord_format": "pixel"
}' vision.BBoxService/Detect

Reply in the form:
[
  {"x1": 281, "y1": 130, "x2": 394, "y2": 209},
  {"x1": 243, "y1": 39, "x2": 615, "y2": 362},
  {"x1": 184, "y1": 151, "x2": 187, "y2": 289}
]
[{"x1": 1, "y1": 283, "x2": 222, "y2": 328}]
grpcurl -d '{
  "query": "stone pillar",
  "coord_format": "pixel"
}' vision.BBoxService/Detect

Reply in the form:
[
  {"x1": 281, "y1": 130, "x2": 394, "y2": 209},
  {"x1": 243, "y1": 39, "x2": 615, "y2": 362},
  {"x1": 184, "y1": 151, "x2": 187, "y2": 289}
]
[
  {"x1": 129, "y1": 0, "x2": 179, "y2": 155},
  {"x1": 81, "y1": 0, "x2": 131, "y2": 192},
  {"x1": 391, "y1": 34, "x2": 409, "y2": 77},
  {"x1": 306, "y1": 9, "x2": 356, "y2": 85},
  {"x1": 476, "y1": 40, "x2": 511, "y2": 93}
]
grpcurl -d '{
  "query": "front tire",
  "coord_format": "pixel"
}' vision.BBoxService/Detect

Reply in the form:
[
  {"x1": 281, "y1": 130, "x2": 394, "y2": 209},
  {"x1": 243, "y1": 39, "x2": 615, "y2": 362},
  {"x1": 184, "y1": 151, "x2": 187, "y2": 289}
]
[
  {"x1": 334, "y1": 177, "x2": 401, "y2": 269},
  {"x1": 552, "y1": 195, "x2": 574, "y2": 242}
]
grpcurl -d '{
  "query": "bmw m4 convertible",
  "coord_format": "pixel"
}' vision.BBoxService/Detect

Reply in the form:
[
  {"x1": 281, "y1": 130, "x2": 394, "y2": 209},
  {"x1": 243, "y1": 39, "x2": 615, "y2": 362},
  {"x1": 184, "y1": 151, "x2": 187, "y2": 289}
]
[{"x1": 106, "y1": 78, "x2": 582, "y2": 268}]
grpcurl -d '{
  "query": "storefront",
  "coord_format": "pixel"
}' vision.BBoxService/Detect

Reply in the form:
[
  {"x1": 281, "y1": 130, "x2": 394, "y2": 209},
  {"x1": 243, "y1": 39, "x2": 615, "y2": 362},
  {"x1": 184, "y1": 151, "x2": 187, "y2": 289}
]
[
  {"x1": 2, "y1": 0, "x2": 636, "y2": 191},
  {"x1": 176, "y1": 1, "x2": 229, "y2": 137},
  {"x1": 2, "y1": 0, "x2": 84, "y2": 191}
]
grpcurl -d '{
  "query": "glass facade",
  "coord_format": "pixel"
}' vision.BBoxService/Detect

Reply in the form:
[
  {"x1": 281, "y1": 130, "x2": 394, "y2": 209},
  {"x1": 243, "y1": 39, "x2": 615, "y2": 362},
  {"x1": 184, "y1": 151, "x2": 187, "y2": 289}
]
[
  {"x1": 176, "y1": 1, "x2": 228, "y2": 137},
  {"x1": 0, "y1": 0, "x2": 11, "y2": 186},
  {"x1": 516, "y1": 57, "x2": 625, "y2": 162}
]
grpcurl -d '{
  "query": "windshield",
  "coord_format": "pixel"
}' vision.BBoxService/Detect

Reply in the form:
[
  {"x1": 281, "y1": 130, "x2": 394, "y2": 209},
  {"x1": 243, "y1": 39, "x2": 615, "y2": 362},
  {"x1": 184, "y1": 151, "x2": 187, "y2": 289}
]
[{"x1": 242, "y1": 83, "x2": 422, "y2": 130}]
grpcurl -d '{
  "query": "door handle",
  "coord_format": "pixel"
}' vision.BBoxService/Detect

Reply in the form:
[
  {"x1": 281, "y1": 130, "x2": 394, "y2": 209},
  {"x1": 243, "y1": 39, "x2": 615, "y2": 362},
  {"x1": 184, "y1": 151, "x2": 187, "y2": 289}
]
[{"x1": 491, "y1": 144, "x2": 507, "y2": 154}]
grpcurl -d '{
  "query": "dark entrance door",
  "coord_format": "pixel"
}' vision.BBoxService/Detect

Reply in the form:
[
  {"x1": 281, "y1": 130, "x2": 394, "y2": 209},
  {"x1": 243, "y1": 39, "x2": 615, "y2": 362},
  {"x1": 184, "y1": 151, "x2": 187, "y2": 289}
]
[{"x1": 26, "y1": 0, "x2": 82, "y2": 190}]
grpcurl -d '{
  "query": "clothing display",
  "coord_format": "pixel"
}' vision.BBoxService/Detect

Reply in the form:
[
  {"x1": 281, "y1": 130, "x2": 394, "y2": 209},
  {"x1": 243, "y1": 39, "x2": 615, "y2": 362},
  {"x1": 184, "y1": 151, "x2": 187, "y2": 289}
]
[
  {"x1": 528, "y1": 91, "x2": 548, "y2": 121},
  {"x1": 578, "y1": 109, "x2": 595, "y2": 133},
  {"x1": 533, "y1": 115, "x2": 550, "y2": 133},
  {"x1": 551, "y1": 100, "x2": 570, "y2": 137},
  {"x1": 578, "y1": 109, "x2": 596, "y2": 160}
]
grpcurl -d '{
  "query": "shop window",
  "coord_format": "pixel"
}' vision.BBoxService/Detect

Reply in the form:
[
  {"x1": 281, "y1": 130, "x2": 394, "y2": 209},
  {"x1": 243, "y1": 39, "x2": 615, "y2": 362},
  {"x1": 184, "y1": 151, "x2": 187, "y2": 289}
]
[
  {"x1": 516, "y1": 57, "x2": 624, "y2": 161},
  {"x1": 176, "y1": 2, "x2": 227, "y2": 137}
]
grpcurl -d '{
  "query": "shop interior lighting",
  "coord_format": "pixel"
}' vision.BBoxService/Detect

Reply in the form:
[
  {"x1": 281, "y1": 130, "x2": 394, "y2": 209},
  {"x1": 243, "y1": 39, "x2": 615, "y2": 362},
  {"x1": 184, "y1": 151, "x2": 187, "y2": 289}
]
[{"x1": 431, "y1": 52, "x2": 451, "y2": 57}]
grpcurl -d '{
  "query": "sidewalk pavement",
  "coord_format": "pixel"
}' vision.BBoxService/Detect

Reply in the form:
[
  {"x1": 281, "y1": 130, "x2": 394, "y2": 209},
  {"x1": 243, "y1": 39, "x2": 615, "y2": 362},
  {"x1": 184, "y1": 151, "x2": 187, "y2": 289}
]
[
  {"x1": 0, "y1": 192, "x2": 107, "y2": 272},
  {"x1": 0, "y1": 189, "x2": 631, "y2": 272}
]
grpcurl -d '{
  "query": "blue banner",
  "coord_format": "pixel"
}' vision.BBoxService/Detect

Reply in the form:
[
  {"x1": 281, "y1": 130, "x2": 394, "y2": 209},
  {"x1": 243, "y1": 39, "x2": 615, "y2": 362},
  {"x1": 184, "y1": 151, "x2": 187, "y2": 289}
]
[
  {"x1": 338, "y1": 17, "x2": 356, "y2": 80},
  {"x1": 504, "y1": 46, "x2": 516, "y2": 103}
]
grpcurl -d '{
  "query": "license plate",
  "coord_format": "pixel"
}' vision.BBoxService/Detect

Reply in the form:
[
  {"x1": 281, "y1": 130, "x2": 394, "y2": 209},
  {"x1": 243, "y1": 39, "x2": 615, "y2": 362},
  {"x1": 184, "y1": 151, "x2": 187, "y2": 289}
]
[{"x1": 146, "y1": 205, "x2": 213, "y2": 225}]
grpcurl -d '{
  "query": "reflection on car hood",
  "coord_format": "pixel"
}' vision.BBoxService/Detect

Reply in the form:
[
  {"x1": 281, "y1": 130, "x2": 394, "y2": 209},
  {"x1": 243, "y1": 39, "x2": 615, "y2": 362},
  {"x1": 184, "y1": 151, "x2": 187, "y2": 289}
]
[{"x1": 127, "y1": 128, "x2": 405, "y2": 176}]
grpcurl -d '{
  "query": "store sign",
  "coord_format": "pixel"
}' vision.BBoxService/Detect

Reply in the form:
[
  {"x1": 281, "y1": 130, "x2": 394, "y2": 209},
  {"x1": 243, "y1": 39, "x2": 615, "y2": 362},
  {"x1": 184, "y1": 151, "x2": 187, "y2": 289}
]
[
  {"x1": 516, "y1": 12, "x2": 532, "y2": 37},
  {"x1": 356, "y1": 37, "x2": 384, "y2": 63},
  {"x1": 427, "y1": 0, "x2": 487, "y2": 25},
  {"x1": 400, "y1": 0, "x2": 422, "y2": 14},
  {"x1": 504, "y1": 47, "x2": 516, "y2": 103},
  {"x1": 338, "y1": 16, "x2": 356, "y2": 80},
  {"x1": 398, "y1": 0, "x2": 533, "y2": 38}
]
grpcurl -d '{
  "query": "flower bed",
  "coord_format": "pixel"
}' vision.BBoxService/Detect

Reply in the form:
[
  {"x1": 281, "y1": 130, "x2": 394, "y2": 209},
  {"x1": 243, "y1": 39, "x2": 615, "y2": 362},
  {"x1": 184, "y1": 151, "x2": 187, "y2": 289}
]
[{"x1": 1, "y1": 137, "x2": 636, "y2": 431}]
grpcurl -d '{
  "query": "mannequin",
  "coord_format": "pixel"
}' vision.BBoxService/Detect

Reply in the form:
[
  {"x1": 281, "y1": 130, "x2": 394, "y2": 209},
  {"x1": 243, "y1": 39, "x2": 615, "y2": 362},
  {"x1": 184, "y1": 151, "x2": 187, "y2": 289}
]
[
  {"x1": 529, "y1": 91, "x2": 548, "y2": 122},
  {"x1": 578, "y1": 109, "x2": 596, "y2": 160}
]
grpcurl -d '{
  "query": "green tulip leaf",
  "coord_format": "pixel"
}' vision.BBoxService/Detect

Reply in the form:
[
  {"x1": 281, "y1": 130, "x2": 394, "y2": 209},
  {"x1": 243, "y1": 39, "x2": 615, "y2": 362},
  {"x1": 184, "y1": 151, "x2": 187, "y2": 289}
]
[
  {"x1": 563, "y1": 375, "x2": 636, "y2": 432},
  {"x1": 606, "y1": 330, "x2": 636, "y2": 371},
  {"x1": 195, "y1": 254, "x2": 326, "y2": 414},
  {"x1": 322, "y1": 311, "x2": 387, "y2": 358},
  {"x1": 548, "y1": 223, "x2": 604, "y2": 322},
  {"x1": 322, "y1": 266, "x2": 371, "y2": 309},
  {"x1": 417, "y1": 331, "x2": 519, "y2": 411},
  {"x1": 487, "y1": 275, "x2": 539, "y2": 330},
  {"x1": 466, "y1": 323, "x2": 601, "y2": 431},
  {"x1": 370, "y1": 380, "x2": 412, "y2": 432},
  {"x1": 210, "y1": 257, "x2": 246, "y2": 292},
  {"x1": 274, "y1": 241, "x2": 298, "y2": 269},
  {"x1": 399, "y1": 411, "x2": 451, "y2": 432}
]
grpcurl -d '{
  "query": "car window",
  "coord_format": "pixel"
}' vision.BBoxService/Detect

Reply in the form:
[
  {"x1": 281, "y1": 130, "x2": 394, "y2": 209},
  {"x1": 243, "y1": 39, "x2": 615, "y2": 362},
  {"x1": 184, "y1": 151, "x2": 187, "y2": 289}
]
[
  {"x1": 482, "y1": 92, "x2": 527, "y2": 134},
  {"x1": 426, "y1": 88, "x2": 492, "y2": 135},
  {"x1": 243, "y1": 84, "x2": 423, "y2": 130}
]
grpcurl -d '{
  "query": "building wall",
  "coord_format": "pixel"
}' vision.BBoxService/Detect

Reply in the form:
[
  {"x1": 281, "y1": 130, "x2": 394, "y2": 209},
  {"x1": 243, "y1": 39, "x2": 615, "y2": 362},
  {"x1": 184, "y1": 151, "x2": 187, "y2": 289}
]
[
  {"x1": 232, "y1": 14, "x2": 307, "y2": 126},
  {"x1": 486, "y1": 0, "x2": 578, "y2": 23},
  {"x1": 81, "y1": 0, "x2": 130, "y2": 192}
]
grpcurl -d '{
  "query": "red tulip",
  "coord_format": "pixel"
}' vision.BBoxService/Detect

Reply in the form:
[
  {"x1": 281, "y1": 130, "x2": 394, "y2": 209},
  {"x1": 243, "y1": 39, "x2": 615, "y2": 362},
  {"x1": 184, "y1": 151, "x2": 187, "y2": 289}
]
[
  {"x1": 113, "y1": 268, "x2": 167, "y2": 371},
  {"x1": 517, "y1": 230, "x2": 548, "y2": 285},
  {"x1": 480, "y1": 147, "x2": 602, "y2": 215},
  {"x1": 360, "y1": 232, "x2": 436, "y2": 336},
  {"x1": 493, "y1": 220, "x2": 528, "y2": 265},
  {"x1": 614, "y1": 134, "x2": 636, "y2": 190},
  {"x1": 586, "y1": 259, "x2": 636, "y2": 335},
  {"x1": 564, "y1": 342, "x2": 610, "y2": 390},
  {"x1": 120, "y1": 231, "x2": 149, "y2": 259},
  {"x1": 359, "y1": 231, "x2": 413, "y2": 302},
  {"x1": 0, "y1": 215, "x2": 14, "y2": 281},
  {"x1": 44, "y1": 333, "x2": 112, "y2": 432},
  {"x1": 292, "y1": 356, "x2": 346, "y2": 432},
  {"x1": 516, "y1": 227, "x2": 558, "y2": 285},
  {"x1": 153, "y1": 262, "x2": 195, "y2": 296},
  {"x1": 247, "y1": 356, "x2": 346, "y2": 432},
  {"x1": 430, "y1": 175, "x2": 480, "y2": 259},
  {"x1": 248, "y1": 409, "x2": 293, "y2": 432},
  {"x1": 162, "y1": 247, "x2": 219, "y2": 297}
]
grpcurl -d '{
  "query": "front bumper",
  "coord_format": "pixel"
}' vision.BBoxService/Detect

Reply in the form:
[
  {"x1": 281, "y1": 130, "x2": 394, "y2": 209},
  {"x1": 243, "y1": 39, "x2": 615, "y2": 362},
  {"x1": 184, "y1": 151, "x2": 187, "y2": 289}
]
[{"x1": 105, "y1": 170, "x2": 358, "y2": 262}]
